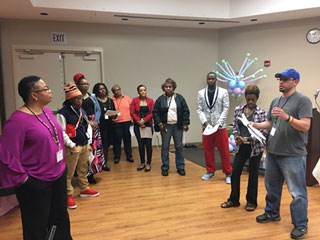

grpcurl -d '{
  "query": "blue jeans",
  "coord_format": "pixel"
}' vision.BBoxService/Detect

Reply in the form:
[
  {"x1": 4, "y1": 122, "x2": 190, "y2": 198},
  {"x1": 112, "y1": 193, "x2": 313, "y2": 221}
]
[
  {"x1": 160, "y1": 124, "x2": 185, "y2": 171},
  {"x1": 264, "y1": 153, "x2": 308, "y2": 228}
]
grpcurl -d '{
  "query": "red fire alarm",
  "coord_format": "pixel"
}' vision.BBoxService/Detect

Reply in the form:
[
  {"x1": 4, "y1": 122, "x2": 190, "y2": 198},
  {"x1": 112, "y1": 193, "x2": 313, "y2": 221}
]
[{"x1": 264, "y1": 60, "x2": 271, "y2": 67}]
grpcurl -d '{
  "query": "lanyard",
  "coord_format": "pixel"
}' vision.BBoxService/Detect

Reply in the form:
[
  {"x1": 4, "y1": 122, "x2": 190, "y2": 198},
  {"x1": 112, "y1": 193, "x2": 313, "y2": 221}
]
[
  {"x1": 25, "y1": 106, "x2": 61, "y2": 148},
  {"x1": 115, "y1": 96, "x2": 123, "y2": 110},
  {"x1": 70, "y1": 106, "x2": 83, "y2": 129},
  {"x1": 204, "y1": 87, "x2": 219, "y2": 110},
  {"x1": 273, "y1": 92, "x2": 295, "y2": 125},
  {"x1": 167, "y1": 95, "x2": 173, "y2": 109}
]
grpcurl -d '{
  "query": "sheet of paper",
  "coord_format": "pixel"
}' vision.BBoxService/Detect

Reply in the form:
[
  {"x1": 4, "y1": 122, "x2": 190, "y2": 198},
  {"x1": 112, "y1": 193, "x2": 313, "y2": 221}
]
[
  {"x1": 202, "y1": 124, "x2": 219, "y2": 136},
  {"x1": 129, "y1": 125, "x2": 135, "y2": 137},
  {"x1": 140, "y1": 127, "x2": 153, "y2": 139},
  {"x1": 312, "y1": 158, "x2": 320, "y2": 185},
  {"x1": 238, "y1": 113, "x2": 266, "y2": 144},
  {"x1": 105, "y1": 110, "x2": 120, "y2": 116}
]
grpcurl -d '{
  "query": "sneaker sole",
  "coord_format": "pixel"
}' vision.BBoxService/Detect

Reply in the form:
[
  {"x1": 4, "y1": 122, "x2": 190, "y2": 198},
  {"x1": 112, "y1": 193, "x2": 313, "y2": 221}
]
[
  {"x1": 80, "y1": 193, "x2": 100, "y2": 197},
  {"x1": 291, "y1": 229, "x2": 308, "y2": 239},
  {"x1": 67, "y1": 205, "x2": 77, "y2": 209},
  {"x1": 201, "y1": 176, "x2": 214, "y2": 180}
]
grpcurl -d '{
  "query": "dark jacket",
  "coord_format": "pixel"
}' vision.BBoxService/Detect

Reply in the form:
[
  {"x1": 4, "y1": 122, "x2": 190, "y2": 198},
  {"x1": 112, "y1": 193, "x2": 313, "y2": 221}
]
[
  {"x1": 58, "y1": 106, "x2": 89, "y2": 146},
  {"x1": 153, "y1": 93, "x2": 190, "y2": 131}
]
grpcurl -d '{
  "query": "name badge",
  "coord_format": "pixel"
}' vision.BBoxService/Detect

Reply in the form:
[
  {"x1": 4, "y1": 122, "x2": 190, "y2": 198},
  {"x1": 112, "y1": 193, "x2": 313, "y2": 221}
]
[
  {"x1": 104, "y1": 115, "x2": 109, "y2": 120},
  {"x1": 270, "y1": 127, "x2": 276, "y2": 136},
  {"x1": 56, "y1": 149, "x2": 63, "y2": 162}
]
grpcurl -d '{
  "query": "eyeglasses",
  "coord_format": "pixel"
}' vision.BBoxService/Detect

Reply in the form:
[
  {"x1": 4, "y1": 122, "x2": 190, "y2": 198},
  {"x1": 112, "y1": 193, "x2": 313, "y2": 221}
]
[
  {"x1": 277, "y1": 78, "x2": 294, "y2": 82},
  {"x1": 33, "y1": 87, "x2": 50, "y2": 93}
]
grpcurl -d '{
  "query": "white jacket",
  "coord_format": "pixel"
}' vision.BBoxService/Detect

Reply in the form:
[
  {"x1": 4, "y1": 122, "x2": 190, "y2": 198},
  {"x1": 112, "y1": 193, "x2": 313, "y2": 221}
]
[{"x1": 197, "y1": 86, "x2": 229, "y2": 129}]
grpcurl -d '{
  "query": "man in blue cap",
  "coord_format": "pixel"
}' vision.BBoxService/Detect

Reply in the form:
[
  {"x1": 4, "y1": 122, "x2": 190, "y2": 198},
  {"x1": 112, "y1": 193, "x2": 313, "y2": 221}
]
[{"x1": 252, "y1": 68, "x2": 312, "y2": 239}]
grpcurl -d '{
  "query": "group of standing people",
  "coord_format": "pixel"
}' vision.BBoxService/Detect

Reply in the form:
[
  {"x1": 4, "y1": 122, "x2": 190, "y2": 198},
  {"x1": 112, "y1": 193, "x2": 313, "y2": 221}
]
[{"x1": 0, "y1": 67, "x2": 312, "y2": 239}]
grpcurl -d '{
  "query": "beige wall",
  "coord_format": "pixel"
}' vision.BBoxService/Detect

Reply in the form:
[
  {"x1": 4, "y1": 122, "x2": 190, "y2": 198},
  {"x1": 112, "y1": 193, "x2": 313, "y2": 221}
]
[
  {"x1": 218, "y1": 17, "x2": 320, "y2": 125},
  {"x1": 1, "y1": 17, "x2": 320, "y2": 143},
  {"x1": 0, "y1": 19, "x2": 219, "y2": 143}
]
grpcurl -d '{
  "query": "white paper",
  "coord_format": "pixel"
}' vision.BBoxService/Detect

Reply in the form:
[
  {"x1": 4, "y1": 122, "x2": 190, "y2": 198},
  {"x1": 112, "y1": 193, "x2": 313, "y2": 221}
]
[
  {"x1": 312, "y1": 158, "x2": 320, "y2": 185},
  {"x1": 88, "y1": 151, "x2": 94, "y2": 164},
  {"x1": 105, "y1": 110, "x2": 120, "y2": 116},
  {"x1": 202, "y1": 124, "x2": 219, "y2": 136},
  {"x1": 129, "y1": 125, "x2": 135, "y2": 137},
  {"x1": 140, "y1": 127, "x2": 153, "y2": 139},
  {"x1": 238, "y1": 113, "x2": 266, "y2": 145}
]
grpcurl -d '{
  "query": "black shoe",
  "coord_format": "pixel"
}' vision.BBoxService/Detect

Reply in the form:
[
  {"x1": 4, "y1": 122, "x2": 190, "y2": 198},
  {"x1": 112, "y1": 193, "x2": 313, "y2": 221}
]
[
  {"x1": 291, "y1": 227, "x2": 308, "y2": 239},
  {"x1": 127, "y1": 158, "x2": 134, "y2": 163},
  {"x1": 114, "y1": 158, "x2": 120, "y2": 164},
  {"x1": 162, "y1": 170, "x2": 169, "y2": 176},
  {"x1": 102, "y1": 166, "x2": 110, "y2": 171},
  {"x1": 256, "y1": 213, "x2": 281, "y2": 223},
  {"x1": 177, "y1": 169, "x2": 186, "y2": 176},
  {"x1": 87, "y1": 175, "x2": 97, "y2": 184},
  {"x1": 137, "y1": 164, "x2": 145, "y2": 171}
]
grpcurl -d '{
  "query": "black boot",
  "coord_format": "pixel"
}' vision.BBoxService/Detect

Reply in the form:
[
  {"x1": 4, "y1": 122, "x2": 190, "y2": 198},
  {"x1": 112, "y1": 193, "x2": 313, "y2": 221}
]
[{"x1": 87, "y1": 175, "x2": 97, "y2": 184}]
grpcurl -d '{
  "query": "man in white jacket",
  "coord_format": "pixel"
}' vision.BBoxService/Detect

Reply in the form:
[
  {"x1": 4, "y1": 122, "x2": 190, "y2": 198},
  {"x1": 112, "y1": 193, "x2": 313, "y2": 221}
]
[{"x1": 197, "y1": 72, "x2": 232, "y2": 183}]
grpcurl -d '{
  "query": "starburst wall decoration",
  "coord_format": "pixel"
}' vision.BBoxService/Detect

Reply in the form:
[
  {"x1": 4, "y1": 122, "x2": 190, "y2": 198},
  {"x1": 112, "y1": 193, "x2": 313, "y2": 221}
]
[{"x1": 214, "y1": 53, "x2": 267, "y2": 97}]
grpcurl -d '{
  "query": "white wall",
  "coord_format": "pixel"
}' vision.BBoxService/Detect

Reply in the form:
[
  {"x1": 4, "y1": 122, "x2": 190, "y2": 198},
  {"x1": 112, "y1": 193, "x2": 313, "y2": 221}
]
[
  {"x1": 218, "y1": 17, "x2": 320, "y2": 125},
  {"x1": 1, "y1": 19, "x2": 219, "y2": 143}
]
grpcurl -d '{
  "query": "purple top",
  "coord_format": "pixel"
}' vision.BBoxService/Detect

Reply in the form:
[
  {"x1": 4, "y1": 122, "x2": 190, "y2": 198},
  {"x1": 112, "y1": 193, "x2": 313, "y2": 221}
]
[{"x1": 0, "y1": 107, "x2": 66, "y2": 188}]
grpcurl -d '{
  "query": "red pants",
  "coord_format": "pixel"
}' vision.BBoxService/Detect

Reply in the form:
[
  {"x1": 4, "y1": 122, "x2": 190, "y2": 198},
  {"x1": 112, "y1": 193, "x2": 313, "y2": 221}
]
[{"x1": 202, "y1": 128, "x2": 232, "y2": 174}]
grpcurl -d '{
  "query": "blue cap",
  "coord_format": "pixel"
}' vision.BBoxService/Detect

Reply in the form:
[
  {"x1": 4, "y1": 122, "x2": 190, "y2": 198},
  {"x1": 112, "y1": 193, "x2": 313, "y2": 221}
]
[{"x1": 275, "y1": 69, "x2": 300, "y2": 81}]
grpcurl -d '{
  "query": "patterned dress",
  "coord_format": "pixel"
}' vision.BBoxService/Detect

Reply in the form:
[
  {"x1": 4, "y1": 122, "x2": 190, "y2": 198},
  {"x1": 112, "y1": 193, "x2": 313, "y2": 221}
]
[{"x1": 82, "y1": 93, "x2": 104, "y2": 175}]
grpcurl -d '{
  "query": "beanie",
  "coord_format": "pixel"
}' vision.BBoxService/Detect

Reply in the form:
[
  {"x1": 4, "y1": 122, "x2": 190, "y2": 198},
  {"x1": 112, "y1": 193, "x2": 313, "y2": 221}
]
[{"x1": 65, "y1": 83, "x2": 82, "y2": 100}]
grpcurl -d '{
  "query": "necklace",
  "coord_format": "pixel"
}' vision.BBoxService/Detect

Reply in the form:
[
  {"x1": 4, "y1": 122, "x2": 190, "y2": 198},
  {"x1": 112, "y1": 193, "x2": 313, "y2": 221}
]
[{"x1": 25, "y1": 105, "x2": 61, "y2": 148}]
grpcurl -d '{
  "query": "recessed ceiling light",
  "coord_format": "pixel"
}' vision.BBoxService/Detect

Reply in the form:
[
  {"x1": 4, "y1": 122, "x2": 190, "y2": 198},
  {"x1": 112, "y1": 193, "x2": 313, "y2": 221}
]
[
  {"x1": 250, "y1": 19, "x2": 258, "y2": 22},
  {"x1": 40, "y1": 12, "x2": 48, "y2": 16},
  {"x1": 199, "y1": 22, "x2": 205, "y2": 25},
  {"x1": 121, "y1": 18, "x2": 128, "y2": 21}
]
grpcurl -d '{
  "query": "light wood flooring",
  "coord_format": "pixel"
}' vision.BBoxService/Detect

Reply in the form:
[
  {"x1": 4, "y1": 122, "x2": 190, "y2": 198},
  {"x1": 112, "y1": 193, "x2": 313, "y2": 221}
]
[{"x1": 1, "y1": 147, "x2": 320, "y2": 240}]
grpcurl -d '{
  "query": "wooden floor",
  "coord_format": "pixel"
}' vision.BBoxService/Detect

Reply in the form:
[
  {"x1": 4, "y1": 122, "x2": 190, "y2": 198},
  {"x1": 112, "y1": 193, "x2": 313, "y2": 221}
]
[{"x1": 1, "y1": 147, "x2": 320, "y2": 240}]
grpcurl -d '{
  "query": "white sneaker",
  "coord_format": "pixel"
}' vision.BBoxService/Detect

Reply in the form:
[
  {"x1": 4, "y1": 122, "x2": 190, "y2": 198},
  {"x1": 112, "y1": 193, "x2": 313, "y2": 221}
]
[
  {"x1": 201, "y1": 172, "x2": 215, "y2": 180},
  {"x1": 226, "y1": 174, "x2": 231, "y2": 184}
]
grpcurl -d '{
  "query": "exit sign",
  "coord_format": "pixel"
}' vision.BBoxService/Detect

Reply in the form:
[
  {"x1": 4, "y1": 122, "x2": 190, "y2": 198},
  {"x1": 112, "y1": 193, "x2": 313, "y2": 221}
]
[{"x1": 51, "y1": 32, "x2": 67, "y2": 44}]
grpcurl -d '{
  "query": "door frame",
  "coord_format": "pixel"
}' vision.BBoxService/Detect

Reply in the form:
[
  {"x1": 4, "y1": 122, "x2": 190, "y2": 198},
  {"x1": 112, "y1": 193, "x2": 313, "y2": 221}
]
[{"x1": 11, "y1": 44, "x2": 104, "y2": 110}]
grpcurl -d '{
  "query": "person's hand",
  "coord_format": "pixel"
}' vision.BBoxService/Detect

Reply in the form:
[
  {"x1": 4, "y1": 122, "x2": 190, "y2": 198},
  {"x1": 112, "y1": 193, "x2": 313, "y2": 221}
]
[
  {"x1": 138, "y1": 119, "x2": 145, "y2": 127},
  {"x1": 203, "y1": 121, "x2": 214, "y2": 128},
  {"x1": 89, "y1": 121, "x2": 98, "y2": 130},
  {"x1": 271, "y1": 107, "x2": 289, "y2": 120},
  {"x1": 183, "y1": 125, "x2": 189, "y2": 132},
  {"x1": 22, "y1": 176, "x2": 28, "y2": 184},
  {"x1": 160, "y1": 124, "x2": 166, "y2": 133},
  {"x1": 235, "y1": 136, "x2": 248, "y2": 145},
  {"x1": 249, "y1": 121, "x2": 255, "y2": 128}
]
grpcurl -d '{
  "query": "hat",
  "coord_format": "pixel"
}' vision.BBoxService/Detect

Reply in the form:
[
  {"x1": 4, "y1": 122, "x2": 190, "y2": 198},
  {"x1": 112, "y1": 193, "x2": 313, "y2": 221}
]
[
  {"x1": 73, "y1": 73, "x2": 85, "y2": 85},
  {"x1": 65, "y1": 83, "x2": 82, "y2": 100},
  {"x1": 275, "y1": 69, "x2": 300, "y2": 81}
]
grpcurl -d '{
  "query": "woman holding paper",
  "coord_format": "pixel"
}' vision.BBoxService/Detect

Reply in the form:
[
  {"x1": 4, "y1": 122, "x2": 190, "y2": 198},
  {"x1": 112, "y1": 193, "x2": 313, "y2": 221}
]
[
  {"x1": 93, "y1": 83, "x2": 117, "y2": 171},
  {"x1": 221, "y1": 85, "x2": 267, "y2": 211},
  {"x1": 130, "y1": 85, "x2": 154, "y2": 171}
]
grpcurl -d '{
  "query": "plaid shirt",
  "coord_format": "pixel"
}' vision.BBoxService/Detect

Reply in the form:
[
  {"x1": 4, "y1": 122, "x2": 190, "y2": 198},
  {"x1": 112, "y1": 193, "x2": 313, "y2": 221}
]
[{"x1": 233, "y1": 105, "x2": 268, "y2": 157}]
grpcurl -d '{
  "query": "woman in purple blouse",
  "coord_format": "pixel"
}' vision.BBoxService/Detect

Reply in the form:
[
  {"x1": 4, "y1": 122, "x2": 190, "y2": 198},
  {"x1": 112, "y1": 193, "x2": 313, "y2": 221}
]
[{"x1": 0, "y1": 76, "x2": 72, "y2": 240}]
